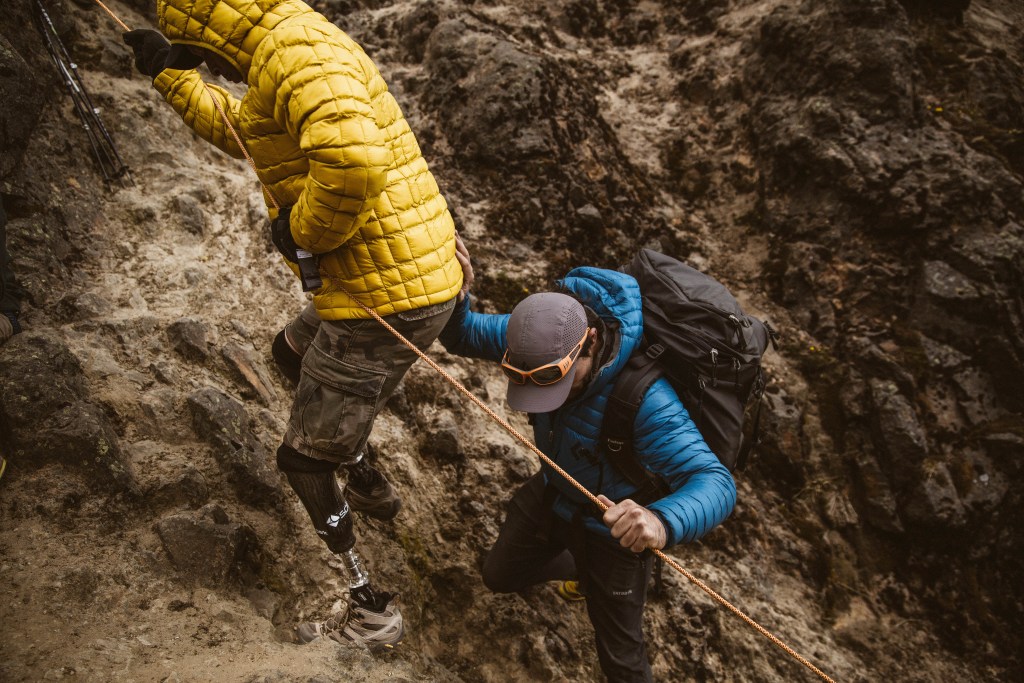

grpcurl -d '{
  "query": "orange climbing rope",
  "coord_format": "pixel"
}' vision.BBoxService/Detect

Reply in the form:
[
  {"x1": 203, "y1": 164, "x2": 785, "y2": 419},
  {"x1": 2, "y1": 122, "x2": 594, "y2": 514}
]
[
  {"x1": 93, "y1": 0, "x2": 128, "y2": 30},
  {"x1": 95, "y1": 3, "x2": 836, "y2": 681}
]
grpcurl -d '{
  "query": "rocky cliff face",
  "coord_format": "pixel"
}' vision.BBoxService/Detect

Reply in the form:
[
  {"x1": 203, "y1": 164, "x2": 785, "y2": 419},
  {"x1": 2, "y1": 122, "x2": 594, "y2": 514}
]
[{"x1": 1, "y1": 0, "x2": 1021, "y2": 681}]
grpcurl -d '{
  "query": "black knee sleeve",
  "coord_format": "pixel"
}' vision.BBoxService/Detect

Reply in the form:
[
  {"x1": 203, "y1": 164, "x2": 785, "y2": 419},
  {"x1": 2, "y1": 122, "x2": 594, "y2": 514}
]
[
  {"x1": 277, "y1": 445, "x2": 355, "y2": 553},
  {"x1": 276, "y1": 445, "x2": 338, "y2": 474},
  {"x1": 272, "y1": 329, "x2": 303, "y2": 384},
  {"x1": 320, "y1": 500, "x2": 355, "y2": 554}
]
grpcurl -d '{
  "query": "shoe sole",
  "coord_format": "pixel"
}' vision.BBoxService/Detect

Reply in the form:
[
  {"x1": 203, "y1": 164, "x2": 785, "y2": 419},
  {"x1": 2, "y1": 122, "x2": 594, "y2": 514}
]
[
  {"x1": 297, "y1": 622, "x2": 404, "y2": 650},
  {"x1": 556, "y1": 583, "x2": 586, "y2": 602},
  {"x1": 364, "y1": 622, "x2": 405, "y2": 653},
  {"x1": 299, "y1": 631, "x2": 403, "y2": 651}
]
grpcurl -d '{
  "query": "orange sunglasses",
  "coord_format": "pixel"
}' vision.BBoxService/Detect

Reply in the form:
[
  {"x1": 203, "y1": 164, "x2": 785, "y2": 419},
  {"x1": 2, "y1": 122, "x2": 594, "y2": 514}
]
[{"x1": 501, "y1": 329, "x2": 589, "y2": 386}]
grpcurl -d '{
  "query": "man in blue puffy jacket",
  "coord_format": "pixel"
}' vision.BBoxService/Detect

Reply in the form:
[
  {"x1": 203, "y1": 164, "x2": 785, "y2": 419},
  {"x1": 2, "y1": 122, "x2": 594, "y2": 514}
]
[{"x1": 440, "y1": 239, "x2": 736, "y2": 682}]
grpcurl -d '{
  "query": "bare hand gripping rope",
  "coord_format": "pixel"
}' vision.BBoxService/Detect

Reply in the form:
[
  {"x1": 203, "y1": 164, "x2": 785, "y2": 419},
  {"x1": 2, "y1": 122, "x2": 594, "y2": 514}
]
[{"x1": 93, "y1": 2, "x2": 836, "y2": 680}]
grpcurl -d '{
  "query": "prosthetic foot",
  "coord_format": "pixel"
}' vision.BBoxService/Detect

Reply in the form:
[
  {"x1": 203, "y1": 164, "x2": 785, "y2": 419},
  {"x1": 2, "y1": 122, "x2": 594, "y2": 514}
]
[{"x1": 296, "y1": 549, "x2": 404, "y2": 651}]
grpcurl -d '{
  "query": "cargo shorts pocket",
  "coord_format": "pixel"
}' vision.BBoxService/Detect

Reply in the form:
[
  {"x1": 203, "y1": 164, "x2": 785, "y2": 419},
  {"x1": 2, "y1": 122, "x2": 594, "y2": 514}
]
[{"x1": 291, "y1": 341, "x2": 389, "y2": 460}]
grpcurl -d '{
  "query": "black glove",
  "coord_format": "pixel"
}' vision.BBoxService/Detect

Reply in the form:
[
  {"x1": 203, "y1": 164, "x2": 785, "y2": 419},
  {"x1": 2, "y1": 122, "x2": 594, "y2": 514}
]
[
  {"x1": 164, "y1": 44, "x2": 204, "y2": 71},
  {"x1": 272, "y1": 207, "x2": 323, "y2": 292},
  {"x1": 122, "y1": 29, "x2": 170, "y2": 79}
]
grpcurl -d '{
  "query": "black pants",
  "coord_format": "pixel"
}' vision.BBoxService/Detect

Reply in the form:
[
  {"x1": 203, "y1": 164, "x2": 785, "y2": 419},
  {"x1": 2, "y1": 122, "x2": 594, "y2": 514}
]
[{"x1": 482, "y1": 473, "x2": 654, "y2": 683}]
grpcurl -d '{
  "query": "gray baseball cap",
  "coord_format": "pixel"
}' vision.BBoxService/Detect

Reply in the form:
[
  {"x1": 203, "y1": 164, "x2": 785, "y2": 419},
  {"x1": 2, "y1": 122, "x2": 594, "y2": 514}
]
[{"x1": 504, "y1": 292, "x2": 589, "y2": 413}]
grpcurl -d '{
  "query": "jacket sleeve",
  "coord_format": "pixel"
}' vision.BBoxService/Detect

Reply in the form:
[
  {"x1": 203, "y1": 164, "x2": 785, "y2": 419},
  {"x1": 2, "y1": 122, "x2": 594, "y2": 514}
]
[
  {"x1": 635, "y1": 379, "x2": 737, "y2": 547},
  {"x1": 437, "y1": 294, "x2": 509, "y2": 363},
  {"x1": 267, "y1": 33, "x2": 390, "y2": 255},
  {"x1": 153, "y1": 70, "x2": 246, "y2": 159}
]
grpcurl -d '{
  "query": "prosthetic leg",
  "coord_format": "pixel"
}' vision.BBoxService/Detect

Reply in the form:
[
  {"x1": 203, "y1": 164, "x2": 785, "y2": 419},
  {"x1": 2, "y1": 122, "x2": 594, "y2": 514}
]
[
  {"x1": 277, "y1": 445, "x2": 404, "y2": 649},
  {"x1": 271, "y1": 326, "x2": 402, "y2": 521}
]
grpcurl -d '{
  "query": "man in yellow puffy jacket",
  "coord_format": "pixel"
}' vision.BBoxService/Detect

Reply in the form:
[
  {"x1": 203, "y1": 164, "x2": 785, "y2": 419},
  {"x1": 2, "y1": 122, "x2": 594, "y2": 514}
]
[{"x1": 124, "y1": 0, "x2": 465, "y2": 649}]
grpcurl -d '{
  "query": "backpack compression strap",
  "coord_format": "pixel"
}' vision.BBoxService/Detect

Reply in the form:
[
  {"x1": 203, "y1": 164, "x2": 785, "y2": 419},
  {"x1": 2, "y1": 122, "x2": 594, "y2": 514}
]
[
  {"x1": 734, "y1": 367, "x2": 766, "y2": 471},
  {"x1": 601, "y1": 345, "x2": 672, "y2": 506}
]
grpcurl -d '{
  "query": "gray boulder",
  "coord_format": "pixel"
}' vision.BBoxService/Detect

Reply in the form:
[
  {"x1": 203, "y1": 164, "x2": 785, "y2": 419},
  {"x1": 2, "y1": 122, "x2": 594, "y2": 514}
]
[
  {"x1": 167, "y1": 317, "x2": 214, "y2": 361},
  {"x1": 155, "y1": 504, "x2": 261, "y2": 585},
  {"x1": 0, "y1": 31, "x2": 47, "y2": 184},
  {"x1": 420, "y1": 15, "x2": 663, "y2": 269},
  {"x1": 870, "y1": 379, "x2": 928, "y2": 489},
  {"x1": 0, "y1": 332, "x2": 138, "y2": 493},
  {"x1": 187, "y1": 386, "x2": 282, "y2": 506},
  {"x1": 901, "y1": 460, "x2": 967, "y2": 529}
]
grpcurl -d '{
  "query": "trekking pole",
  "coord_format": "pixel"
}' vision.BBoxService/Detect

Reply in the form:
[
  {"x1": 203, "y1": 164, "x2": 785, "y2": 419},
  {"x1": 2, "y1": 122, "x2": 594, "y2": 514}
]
[
  {"x1": 36, "y1": 4, "x2": 107, "y2": 177},
  {"x1": 91, "y1": 3, "x2": 836, "y2": 681},
  {"x1": 35, "y1": 0, "x2": 133, "y2": 187}
]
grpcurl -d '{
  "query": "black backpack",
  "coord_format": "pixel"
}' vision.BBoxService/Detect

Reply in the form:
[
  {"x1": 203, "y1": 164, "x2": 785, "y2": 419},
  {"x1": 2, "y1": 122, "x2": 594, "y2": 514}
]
[{"x1": 600, "y1": 249, "x2": 778, "y2": 504}]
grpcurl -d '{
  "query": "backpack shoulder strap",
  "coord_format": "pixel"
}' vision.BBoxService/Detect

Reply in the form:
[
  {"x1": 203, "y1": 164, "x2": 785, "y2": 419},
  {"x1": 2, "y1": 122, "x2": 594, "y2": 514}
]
[{"x1": 602, "y1": 345, "x2": 671, "y2": 503}]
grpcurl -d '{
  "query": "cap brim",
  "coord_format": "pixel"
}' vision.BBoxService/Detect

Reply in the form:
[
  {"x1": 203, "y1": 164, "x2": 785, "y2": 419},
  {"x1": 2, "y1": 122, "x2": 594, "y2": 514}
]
[{"x1": 505, "y1": 364, "x2": 578, "y2": 413}]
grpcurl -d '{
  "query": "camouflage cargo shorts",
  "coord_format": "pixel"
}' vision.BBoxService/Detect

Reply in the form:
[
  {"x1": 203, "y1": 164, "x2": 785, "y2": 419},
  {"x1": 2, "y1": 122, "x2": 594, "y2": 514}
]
[{"x1": 282, "y1": 298, "x2": 456, "y2": 463}]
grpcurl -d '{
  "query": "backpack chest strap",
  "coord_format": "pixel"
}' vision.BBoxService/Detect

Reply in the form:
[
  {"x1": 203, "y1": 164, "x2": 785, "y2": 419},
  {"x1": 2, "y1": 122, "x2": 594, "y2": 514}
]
[{"x1": 601, "y1": 348, "x2": 672, "y2": 505}]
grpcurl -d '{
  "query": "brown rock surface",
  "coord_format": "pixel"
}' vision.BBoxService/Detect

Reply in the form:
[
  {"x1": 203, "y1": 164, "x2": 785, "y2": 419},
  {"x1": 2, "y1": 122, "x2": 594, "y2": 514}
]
[{"x1": 1, "y1": 0, "x2": 1021, "y2": 681}]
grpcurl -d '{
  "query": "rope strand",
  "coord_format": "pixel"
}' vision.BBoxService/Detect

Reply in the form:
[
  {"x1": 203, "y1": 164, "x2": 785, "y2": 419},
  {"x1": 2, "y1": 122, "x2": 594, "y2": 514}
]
[
  {"x1": 95, "y1": 3, "x2": 836, "y2": 680},
  {"x1": 205, "y1": 94, "x2": 280, "y2": 210},
  {"x1": 93, "y1": 0, "x2": 129, "y2": 31}
]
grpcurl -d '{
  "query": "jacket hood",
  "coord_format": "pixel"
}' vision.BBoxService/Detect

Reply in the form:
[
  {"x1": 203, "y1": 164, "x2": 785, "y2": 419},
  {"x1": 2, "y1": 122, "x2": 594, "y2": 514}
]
[
  {"x1": 156, "y1": 0, "x2": 314, "y2": 78},
  {"x1": 557, "y1": 267, "x2": 644, "y2": 396}
]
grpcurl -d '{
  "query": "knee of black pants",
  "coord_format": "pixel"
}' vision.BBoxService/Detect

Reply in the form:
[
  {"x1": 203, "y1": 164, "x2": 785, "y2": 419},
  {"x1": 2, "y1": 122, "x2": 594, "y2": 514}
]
[{"x1": 481, "y1": 547, "x2": 519, "y2": 594}]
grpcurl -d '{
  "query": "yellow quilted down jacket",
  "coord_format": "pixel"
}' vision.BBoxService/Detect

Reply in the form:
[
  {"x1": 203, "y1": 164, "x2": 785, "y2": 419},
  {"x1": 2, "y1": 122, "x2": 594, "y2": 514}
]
[{"x1": 152, "y1": 0, "x2": 462, "y2": 319}]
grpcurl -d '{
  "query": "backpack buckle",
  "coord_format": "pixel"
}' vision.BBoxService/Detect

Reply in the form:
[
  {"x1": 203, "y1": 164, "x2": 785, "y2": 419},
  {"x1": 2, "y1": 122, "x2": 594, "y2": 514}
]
[{"x1": 645, "y1": 343, "x2": 665, "y2": 360}]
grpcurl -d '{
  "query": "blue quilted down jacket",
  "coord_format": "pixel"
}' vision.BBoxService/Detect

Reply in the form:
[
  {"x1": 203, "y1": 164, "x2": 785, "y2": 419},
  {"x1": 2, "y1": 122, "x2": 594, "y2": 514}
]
[{"x1": 439, "y1": 267, "x2": 736, "y2": 547}]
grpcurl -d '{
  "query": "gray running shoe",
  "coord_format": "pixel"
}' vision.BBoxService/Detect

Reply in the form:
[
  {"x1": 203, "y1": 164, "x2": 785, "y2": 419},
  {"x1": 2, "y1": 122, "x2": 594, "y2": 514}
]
[
  {"x1": 296, "y1": 596, "x2": 404, "y2": 651},
  {"x1": 344, "y1": 455, "x2": 401, "y2": 521}
]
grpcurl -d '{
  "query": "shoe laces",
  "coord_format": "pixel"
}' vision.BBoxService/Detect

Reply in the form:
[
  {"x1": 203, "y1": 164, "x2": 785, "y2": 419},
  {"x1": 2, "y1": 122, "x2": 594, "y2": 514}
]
[{"x1": 320, "y1": 602, "x2": 351, "y2": 635}]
